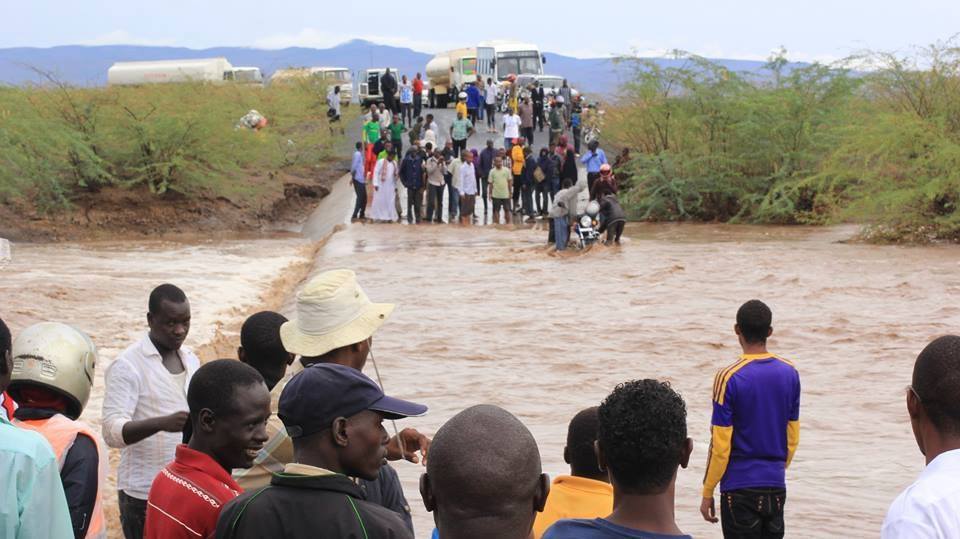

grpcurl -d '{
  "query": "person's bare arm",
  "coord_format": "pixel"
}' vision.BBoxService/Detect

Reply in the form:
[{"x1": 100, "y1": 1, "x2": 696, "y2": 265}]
[{"x1": 121, "y1": 412, "x2": 189, "y2": 445}]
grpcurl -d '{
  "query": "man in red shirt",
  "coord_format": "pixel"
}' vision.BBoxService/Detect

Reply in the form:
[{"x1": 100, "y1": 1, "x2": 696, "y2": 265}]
[
  {"x1": 144, "y1": 359, "x2": 271, "y2": 539},
  {"x1": 413, "y1": 72, "x2": 425, "y2": 120}
]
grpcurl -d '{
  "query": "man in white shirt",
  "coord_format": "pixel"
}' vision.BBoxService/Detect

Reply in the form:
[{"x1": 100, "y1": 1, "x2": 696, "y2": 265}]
[
  {"x1": 502, "y1": 109, "x2": 521, "y2": 151},
  {"x1": 102, "y1": 284, "x2": 200, "y2": 539},
  {"x1": 459, "y1": 150, "x2": 478, "y2": 226},
  {"x1": 882, "y1": 335, "x2": 960, "y2": 538},
  {"x1": 485, "y1": 77, "x2": 499, "y2": 133}
]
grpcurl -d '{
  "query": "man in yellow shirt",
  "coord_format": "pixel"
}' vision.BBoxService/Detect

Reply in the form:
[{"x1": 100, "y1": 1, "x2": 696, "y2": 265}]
[
  {"x1": 533, "y1": 407, "x2": 613, "y2": 538},
  {"x1": 510, "y1": 139, "x2": 525, "y2": 213}
]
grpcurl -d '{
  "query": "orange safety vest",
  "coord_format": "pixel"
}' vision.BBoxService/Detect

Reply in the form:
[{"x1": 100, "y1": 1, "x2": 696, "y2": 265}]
[{"x1": 16, "y1": 414, "x2": 107, "y2": 539}]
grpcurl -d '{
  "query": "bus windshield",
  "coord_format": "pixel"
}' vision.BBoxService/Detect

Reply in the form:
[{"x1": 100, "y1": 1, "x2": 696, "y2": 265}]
[{"x1": 496, "y1": 51, "x2": 541, "y2": 80}]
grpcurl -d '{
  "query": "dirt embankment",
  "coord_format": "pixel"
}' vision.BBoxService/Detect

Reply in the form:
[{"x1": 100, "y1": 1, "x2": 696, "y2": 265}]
[{"x1": 0, "y1": 162, "x2": 347, "y2": 242}]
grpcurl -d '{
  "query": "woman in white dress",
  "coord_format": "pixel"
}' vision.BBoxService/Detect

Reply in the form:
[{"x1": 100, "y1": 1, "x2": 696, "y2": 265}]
[{"x1": 370, "y1": 150, "x2": 399, "y2": 222}]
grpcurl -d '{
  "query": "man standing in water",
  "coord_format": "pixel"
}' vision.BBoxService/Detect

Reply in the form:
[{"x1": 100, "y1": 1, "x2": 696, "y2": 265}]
[
  {"x1": 882, "y1": 335, "x2": 960, "y2": 537},
  {"x1": 701, "y1": 300, "x2": 800, "y2": 539},
  {"x1": 102, "y1": 284, "x2": 200, "y2": 539}
]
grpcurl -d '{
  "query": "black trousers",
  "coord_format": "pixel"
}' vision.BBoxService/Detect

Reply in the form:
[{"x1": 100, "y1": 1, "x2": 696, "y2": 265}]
[
  {"x1": 119, "y1": 490, "x2": 147, "y2": 539},
  {"x1": 534, "y1": 106, "x2": 545, "y2": 130},
  {"x1": 512, "y1": 174, "x2": 523, "y2": 210},
  {"x1": 486, "y1": 104, "x2": 497, "y2": 128},
  {"x1": 602, "y1": 220, "x2": 625, "y2": 243},
  {"x1": 413, "y1": 93, "x2": 423, "y2": 119},
  {"x1": 535, "y1": 181, "x2": 549, "y2": 214},
  {"x1": 452, "y1": 138, "x2": 467, "y2": 158},
  {"x1": 406, "y1": 187, "x2": 422, "y2": 223},
  {"x1": 426, "y1": 184, "x2": 445, "y2": 222},
  {"x1": 720, "y1": 488, "x2": 786, "y2": 539},
  {"x1": 522, "y1": 126, "x2": 535, "y2": 146},
  {"x1": 352, "y1": 180, "x2": 366, "y2": 218},
  {"x1": 383, "y1": 94, "x2": 396, "y2": 114},
  {"x1": 468, "y1": 108, "x2": 479, "y2": 125}
]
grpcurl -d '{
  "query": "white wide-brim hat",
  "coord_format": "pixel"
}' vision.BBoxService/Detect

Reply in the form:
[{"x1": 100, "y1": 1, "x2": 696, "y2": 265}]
[{"x1": 280, "y1": 269, "x2": 395, "y2": 357}]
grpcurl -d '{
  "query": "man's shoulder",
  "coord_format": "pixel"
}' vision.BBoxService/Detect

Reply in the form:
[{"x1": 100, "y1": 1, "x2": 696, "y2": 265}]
[
  {"x1": 354, "y1": 498, "x2": 414, "y2": 536},
  {"x1": 884, "y1": 462, "x2": 960, "y2": 534},
  {"x1": 544, "y1": 519, "x2": 604, "y2": 538},
  {"x1": 0, "y1": 421, "x2": 58, "y2": 465}
]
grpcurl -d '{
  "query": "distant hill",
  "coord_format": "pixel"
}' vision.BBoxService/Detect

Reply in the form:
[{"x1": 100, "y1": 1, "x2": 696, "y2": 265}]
[{"x1": 0, "y1": 39, "x2": 784, "y2": 96}]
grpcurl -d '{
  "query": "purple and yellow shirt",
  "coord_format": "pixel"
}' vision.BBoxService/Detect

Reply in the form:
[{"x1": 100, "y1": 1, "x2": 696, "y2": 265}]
[{"x1": 703, "y1": 353, "x2": 801, "y2": 496}]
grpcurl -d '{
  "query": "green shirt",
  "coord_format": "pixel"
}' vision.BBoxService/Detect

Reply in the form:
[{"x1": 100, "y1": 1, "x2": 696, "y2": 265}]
[
  {"x1": 363, "y1": 121, "x2": 381, "y2": 144},
  {"x1": 389, "y1": 122, "x2": 405, "y2": 141},
  {"x1": 490, "y1": 167, "x2": 512, "y2": 199},
  {"x1": 451, "y1": 118, "x2": 473, "y2": 141}
]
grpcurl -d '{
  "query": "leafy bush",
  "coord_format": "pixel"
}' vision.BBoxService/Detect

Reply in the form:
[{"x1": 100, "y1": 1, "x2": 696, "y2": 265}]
[
  {"x1": 606, "y1": 39, "x2": 960, "y2": 241},
  {"x1": 0, "y1": 77, "x2": 348, "y2": 209}
]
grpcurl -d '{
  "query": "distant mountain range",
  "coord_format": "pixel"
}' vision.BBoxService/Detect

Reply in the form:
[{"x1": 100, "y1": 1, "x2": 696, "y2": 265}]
[{"x1": 0, "y1": 39, "x2": 784, "y2": 96}]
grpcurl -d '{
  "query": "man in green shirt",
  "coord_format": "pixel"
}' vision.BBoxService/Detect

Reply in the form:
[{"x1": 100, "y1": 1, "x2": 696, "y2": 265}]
[
  {"x1": 488, "y1": 157, "x2": 512, "y2": 224},
  {"x1": 363, "y1": 113, "x2": 382, "y2": 144},
  {"x1": 389, "y1": 116, "x2": 406, "y2": 156},
  {"x1": 448, "y1": 111, "x2": 474, "y2": 159}
]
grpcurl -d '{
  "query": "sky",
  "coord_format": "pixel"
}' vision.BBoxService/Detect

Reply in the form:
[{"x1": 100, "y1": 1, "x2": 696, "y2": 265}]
[{"x1": 5, "y1": 0, "x2": 959, "y2": 62}]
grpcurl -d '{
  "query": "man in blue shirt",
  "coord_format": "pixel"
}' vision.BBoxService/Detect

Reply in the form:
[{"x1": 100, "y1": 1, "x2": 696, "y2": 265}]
[
  {"x1": 544, "y1": 379, "x2": 693, "y2": 539},
  {"x1": 580, "y1": 140, "x2": 608, "y2": 199},
  {"x1": 466, "y1": 82, "x2": 482, "y2": 126},
  {"x1": 0, "y1": 317, "x2": 74, "y2": 539},
  {"x1": 350, "y1": 142, "x2": 366, "y2": 221}
]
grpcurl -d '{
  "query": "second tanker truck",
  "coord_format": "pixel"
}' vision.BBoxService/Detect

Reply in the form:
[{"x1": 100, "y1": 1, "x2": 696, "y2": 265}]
[{"x1": 425, "y1": 47, "x2": 478, "y2": 108}]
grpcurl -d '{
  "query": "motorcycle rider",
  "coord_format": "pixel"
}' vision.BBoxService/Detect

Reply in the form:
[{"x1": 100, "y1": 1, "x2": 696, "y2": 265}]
[{"x1": 9, "y1": 322, "x2": 107, "y2": 538}]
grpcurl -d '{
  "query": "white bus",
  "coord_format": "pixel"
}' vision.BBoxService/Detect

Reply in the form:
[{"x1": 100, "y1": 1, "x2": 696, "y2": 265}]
[{"x1": 477, "y1": 41, "x2": 545, "y2": 82}]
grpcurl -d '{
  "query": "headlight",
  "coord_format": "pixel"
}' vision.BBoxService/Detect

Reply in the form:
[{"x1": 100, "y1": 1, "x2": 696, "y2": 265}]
[{"x1": 580, "y1": 215, "x2": 593, "y2": 228}]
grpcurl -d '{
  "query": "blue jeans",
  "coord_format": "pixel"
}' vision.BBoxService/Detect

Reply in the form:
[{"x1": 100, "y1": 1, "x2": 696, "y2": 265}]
[{"x1": 554, "y1": 216, "x2": 569, "y2": 250}]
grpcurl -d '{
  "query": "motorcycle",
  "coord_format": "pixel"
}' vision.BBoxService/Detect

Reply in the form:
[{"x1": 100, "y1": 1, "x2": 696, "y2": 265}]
[{"x1": 575, "y1": 200, "x2": 602, "y2": 249}]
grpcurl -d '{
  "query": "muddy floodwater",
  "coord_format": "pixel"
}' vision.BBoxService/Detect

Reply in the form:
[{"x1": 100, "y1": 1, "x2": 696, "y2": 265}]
[{"x1": 4, "y1": 195, "x2": 960, "y2": 537}]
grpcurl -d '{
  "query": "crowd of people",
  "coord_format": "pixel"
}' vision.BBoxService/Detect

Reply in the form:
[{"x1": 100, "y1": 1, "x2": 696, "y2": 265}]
[
  {"x1": 353, "y1": 78, "x2": 629, "y2": 249},
  {"x1": 1, "y1": 270, "x2": 958, "y2": 538}
]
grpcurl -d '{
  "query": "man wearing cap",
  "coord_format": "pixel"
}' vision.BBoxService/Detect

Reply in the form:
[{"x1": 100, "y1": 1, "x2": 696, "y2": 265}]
[
  {"x1": 215, "y1": 363, "x2": 424, "y2": 538},
  {"x1": 233, "y1": 269, "x2": 429, "y2": 531}
]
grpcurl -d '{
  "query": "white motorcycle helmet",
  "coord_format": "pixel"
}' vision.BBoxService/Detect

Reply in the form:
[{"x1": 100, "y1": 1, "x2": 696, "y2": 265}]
[
  {"x1": 586, "y1": 200, "x2": 601, "y2": 218},
  {"x1": 9, "y1": 322, "x2": 97, "y2": 420}
]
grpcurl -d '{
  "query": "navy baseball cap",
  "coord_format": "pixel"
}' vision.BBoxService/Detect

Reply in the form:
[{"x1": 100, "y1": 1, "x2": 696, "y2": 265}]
[{"x1": 278, "y1": 363, "x2": 428, "y2": 439}]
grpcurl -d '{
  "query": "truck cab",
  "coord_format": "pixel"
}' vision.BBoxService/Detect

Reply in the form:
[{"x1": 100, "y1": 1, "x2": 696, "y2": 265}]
[{"x1": 358, "y1": 67, "x2": 399, "y2": 108}]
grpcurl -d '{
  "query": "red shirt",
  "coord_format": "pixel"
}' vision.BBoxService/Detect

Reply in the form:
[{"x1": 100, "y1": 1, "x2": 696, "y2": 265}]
[
  {"x1": 144, "y1": 444, "x2": 242, "y2": 539},
  {"x1": 413, "y1": 78, "x2": 424, "y2": 93}
]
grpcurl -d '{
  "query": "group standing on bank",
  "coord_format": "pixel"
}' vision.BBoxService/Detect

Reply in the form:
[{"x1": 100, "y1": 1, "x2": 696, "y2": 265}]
[
  {"x1": 349, "y1": 70, "x2": 627, "y2": 249},
  {"x1": 1, "y1": 270, "x2": 958, "y2": 538}
]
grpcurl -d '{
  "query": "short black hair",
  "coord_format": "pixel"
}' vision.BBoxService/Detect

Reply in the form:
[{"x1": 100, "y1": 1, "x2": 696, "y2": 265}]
[
  {"x1": 566, "y1": 407, "x2": 602, "y2": 477},
  {"x1": 240, "y1": 311, "x2": 288, "y2": 363},
  {"x1": 149, "y1": 284, "x2": 187, "y2": 314},
  {"x1": 561, "y1": 178, "x2": 573, "y2": 189},
  {"x1": 356, "y1": 141, "x2": 362, "y2": 150},
  {"x1": 736, "y1": 299, "x2": 772, "y2": 344},
  {"x1": 913, "y1": 335, "x2": 960, "y2": 435},
  {"x1": 427, "y1": 405, "x2": 542, "y2": 533},
  {"x1": 598, "y1": 379, "x2": 687, "y2": 494},
  {"x1": 187, "y1": 359, "x2": 265, "y2": 421},
  {"x1": 0, "y1": 317, "x2": 10, "y2": 375}
]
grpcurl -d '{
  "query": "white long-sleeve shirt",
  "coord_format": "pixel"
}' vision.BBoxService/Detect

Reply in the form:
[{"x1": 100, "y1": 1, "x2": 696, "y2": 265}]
[
  {"x1": 460, "y1": 162, "x2": 478, "y2": 195},
  {"x1": 101, "y1": 334, "x2": 199, "y2": 499}
]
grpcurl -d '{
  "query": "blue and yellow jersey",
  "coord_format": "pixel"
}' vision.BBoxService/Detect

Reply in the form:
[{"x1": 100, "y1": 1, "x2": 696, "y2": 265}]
[{"x1": 702, "y1": 353, "x2": 801, "y2": 497}]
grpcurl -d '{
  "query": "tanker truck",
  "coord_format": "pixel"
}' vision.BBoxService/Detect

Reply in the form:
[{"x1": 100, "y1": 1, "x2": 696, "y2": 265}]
[
  {"x1": 425, "y1": 48, "x2": 478, "y2": 108},
  {"x1": 107, "y1": 57, "x2": 260, "y2": 86}
]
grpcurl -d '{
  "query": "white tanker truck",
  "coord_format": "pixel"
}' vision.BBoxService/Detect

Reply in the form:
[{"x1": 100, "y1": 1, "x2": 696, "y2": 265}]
[
  {"x1": 425, "y1": 48, "x2": 478, "y2": 109},
  {"x1": 107, "y1": 58, "x2": 262, "y2": 86},
  {"x1": 426, "y1": 41, "x2": 546, "y2": 108}
]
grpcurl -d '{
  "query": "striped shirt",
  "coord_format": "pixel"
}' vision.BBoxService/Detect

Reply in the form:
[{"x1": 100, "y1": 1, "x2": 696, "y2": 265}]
[
  {"x1": 145, "y1": 444, "x2": 241, "y2": 539},
  {"x1": 703, "y1": 353, "x2": 801, "y2": 496}
]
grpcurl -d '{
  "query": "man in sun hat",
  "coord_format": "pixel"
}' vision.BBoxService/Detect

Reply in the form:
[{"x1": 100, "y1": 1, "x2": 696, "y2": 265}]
[
  {"x1": 235, "y1": 269, "x2": 427, "y2": 531},
  {"x1": 216, "y1": 363, "x2": 424, "y2": 538}
]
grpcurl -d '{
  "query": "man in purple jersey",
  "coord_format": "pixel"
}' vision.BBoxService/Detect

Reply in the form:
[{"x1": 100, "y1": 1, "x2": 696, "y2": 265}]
[{"x1": 700, "y1": 300, "x2": 801, "y2": 539}]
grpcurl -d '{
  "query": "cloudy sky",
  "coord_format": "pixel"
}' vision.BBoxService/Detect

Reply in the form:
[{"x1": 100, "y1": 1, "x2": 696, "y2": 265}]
[{"x1": 6, "y1": 0, "x2": 958, "y2": 61}]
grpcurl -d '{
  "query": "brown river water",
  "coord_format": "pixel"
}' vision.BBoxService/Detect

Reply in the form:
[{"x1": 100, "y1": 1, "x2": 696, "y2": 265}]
[{"x1": 3, "y1": 172, "x2": 960, "y2": 537}]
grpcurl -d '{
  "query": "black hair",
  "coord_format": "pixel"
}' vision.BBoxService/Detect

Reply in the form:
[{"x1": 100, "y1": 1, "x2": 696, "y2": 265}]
[
  {"x1": 355, "y1": 141, "x2": 362, "y2": 150},
  {"x1": 567, "y1": 407, "x2": 603, "y2": 478},
  {"x1": 425, "y1": 142, "x2": 433, "y2": 152},
  {"x1": 148, "y1": 284, "x2": 187, "y2": 314},
  {"x1": 427, "y1": 405, "x2": 541, "y2": 533},
  {"x1": 736, "y1": 299, "x2": 772, "y2": 344},
  {"x1": 913, "y1": 335, "x2": 960, "y2": 435},
  {"x1": 187, "y1": 359, "x2": 264, "y2": 421},
  {"x1": 240, "y1": 311, "x2": 288, "y2": 364},
  {"x1": 0, "y1": 317, "x2": 10, "y2": 375},
  {"x1": 598, "y1": 379, "x2": 687, "y2": 494},
  {"x1": 561, "y1": 178, "x2": 573, "y2": 189}
]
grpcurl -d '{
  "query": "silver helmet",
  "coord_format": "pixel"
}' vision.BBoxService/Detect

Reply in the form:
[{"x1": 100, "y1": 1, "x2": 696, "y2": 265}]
[{"x1": 9, "y1": 322, "x2": 97, "y2": 419}]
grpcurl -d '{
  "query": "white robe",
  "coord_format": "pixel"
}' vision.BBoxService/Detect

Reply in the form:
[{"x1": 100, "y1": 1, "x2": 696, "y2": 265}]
[{"x1": 371, "y1": 159, "x2": 399, "y2": 222}]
